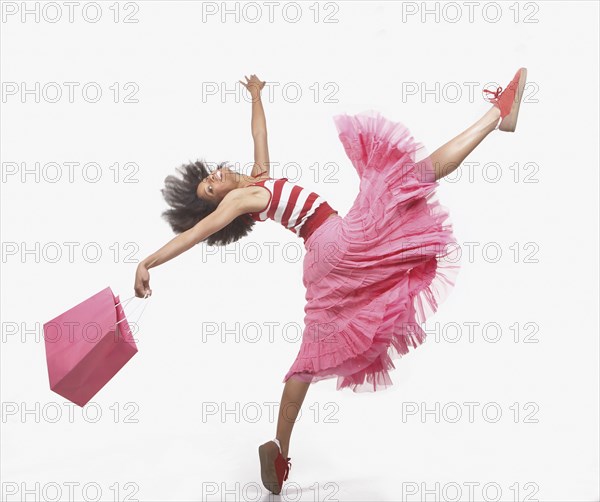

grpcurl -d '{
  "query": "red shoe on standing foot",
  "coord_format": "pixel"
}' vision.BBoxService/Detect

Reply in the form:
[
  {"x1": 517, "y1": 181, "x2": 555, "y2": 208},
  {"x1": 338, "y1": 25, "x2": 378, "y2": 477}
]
[
  {"x1": 258, "y1": 438, "x2": 292, "y2": 495},
  {"x1": 483, "y1": 67, "x2": 528, "y2": 132}
]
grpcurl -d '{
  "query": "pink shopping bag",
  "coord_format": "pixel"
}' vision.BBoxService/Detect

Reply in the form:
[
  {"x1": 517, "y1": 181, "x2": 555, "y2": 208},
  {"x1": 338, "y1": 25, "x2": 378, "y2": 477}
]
[{"x1": 43, "y1": 286, "x2": 148, "y2": 407}]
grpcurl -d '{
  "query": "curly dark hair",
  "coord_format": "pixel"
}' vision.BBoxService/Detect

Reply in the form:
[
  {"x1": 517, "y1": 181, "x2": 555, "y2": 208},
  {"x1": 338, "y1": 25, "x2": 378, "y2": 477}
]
[{"x1": 160, "y1": 159, "x2": 256, "y2": 246}]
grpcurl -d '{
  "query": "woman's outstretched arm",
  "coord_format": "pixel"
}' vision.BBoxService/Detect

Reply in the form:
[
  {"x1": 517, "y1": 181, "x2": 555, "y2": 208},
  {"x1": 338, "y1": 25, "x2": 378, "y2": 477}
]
[{"x1": 133, "y1": 192, "x2": 252, "y2": 297}]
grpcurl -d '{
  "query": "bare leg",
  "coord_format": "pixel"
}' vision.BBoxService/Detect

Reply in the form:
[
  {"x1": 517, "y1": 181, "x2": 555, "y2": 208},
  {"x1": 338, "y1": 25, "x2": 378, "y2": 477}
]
[
  {"x1": 429, "y1": 106, "x2": 501, "y2": 181},
  {"x1": 275, "y1": 377, "x2": 310, "y2": 458}
]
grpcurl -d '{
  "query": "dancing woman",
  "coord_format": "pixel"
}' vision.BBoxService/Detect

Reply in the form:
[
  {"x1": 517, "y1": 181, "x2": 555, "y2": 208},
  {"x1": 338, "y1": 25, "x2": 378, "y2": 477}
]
[{"x1": 133, "y1": 70, "x2": 527, "y2": 494}]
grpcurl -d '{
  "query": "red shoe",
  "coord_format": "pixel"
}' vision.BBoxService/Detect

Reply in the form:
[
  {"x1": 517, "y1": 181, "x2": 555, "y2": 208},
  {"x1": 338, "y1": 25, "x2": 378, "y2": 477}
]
[
  {"x1": 483, "y1": 67, "x2": 528, "y2": 132},
  {"x1": 258, "y1": 438, "x2": 292, "y2": 495}
]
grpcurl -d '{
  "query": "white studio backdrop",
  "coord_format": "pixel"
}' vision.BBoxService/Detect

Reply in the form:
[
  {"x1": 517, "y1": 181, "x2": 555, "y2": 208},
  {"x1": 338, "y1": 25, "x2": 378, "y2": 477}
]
[{"x1": 1, "y1": 1, "x2": 598, "y2": 501}]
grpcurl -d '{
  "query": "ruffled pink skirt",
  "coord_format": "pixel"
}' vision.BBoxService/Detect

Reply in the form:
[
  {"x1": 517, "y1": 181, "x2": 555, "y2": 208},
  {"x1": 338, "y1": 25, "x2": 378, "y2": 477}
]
[{"x1": 282, "y1": 110, "x2": 461, "y2": 392}]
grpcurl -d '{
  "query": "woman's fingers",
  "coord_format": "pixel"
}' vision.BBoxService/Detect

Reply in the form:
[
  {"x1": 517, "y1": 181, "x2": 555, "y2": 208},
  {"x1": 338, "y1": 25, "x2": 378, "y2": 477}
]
[
  {"x1": 134, "y1": 264, "x2": 152, "y2": 298},
  {"x1": 239, "y1": 75, "x2": 251, "y2": 89},
  {"x1": 239, "y1": 75, "x2": 265, "y2": 92}
]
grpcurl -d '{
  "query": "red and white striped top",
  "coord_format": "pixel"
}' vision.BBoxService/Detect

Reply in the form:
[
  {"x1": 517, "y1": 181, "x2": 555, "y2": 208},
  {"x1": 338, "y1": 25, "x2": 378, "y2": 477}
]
[{"x1": 246, "y1": 176, "x2": 338, "y2": 242}]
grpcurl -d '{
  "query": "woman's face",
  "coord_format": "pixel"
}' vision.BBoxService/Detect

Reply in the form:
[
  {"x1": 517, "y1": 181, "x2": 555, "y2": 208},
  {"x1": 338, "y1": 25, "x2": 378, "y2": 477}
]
[{"x1": 196, "y1": 166, "x2": 238, "y2": 203}]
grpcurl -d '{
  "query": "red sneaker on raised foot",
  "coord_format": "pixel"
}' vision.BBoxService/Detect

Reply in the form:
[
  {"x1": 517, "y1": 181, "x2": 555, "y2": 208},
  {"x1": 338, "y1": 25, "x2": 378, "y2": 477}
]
[
  {"x1": 258, "y1": 438, "x2": 292, "y2": 495},
  {"x1": 484, "y1": 67, "x2": 528, "y2": 132}
]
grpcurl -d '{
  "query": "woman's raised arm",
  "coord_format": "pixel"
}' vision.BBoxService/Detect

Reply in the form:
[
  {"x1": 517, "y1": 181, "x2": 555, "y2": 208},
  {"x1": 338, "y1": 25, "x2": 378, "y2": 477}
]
[{"x1": 239, "y1": 74, "x2": 270, "y2": 177}]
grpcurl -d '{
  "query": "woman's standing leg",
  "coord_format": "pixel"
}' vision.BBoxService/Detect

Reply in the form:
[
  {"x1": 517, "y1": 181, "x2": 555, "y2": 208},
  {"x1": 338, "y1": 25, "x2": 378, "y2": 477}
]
[
  {"x1": 428, "y1": 106, "x2": 501, "y2": 181},
  {"x1": 275, "y1": 377, "x2": 311, "y2": 458}
]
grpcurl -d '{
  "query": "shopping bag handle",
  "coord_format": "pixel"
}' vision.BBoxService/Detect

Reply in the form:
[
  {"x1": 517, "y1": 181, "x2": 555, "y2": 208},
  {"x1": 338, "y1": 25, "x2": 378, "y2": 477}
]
[{"x1": 115, "y1": 295, "x2": 151, "y2": 326}]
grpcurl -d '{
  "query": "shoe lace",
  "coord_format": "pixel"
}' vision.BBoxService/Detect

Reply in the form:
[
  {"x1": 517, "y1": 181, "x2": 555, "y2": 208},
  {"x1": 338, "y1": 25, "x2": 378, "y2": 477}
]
[
  {"x1": 283, "y1": 458, "x2": 292, "y2": 481},
  {"x1": 483, "y1": 86, "x2": 503, "y2": 102}
]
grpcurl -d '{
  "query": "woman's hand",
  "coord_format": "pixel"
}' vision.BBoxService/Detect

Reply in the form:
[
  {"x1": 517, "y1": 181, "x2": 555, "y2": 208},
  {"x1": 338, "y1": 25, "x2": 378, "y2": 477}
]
[
  {"x1": 134, "y1": 263, "x2": 152, "y2": 298},
  {"x1": 239, "y1": 74, "x2": 266, "y2": 97}
]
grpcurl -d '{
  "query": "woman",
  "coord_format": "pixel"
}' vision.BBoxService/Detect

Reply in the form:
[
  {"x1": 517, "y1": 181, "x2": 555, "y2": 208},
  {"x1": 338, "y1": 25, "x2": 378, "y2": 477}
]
[{"x1": 134, "y1": 69, "x2": 527, "y2": 494}]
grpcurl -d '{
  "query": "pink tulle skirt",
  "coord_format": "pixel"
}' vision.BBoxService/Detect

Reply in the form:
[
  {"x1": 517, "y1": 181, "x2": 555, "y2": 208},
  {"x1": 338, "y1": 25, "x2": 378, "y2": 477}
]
[{"x1": 282, "y1": 110, "x2": 461, "y2": 392}]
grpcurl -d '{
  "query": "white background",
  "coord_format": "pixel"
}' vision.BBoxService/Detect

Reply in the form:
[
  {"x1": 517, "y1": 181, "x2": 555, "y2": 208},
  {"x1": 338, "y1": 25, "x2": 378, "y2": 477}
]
[{"x1": 1, "y1": 1, "x2": 598, "y2": 501}]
